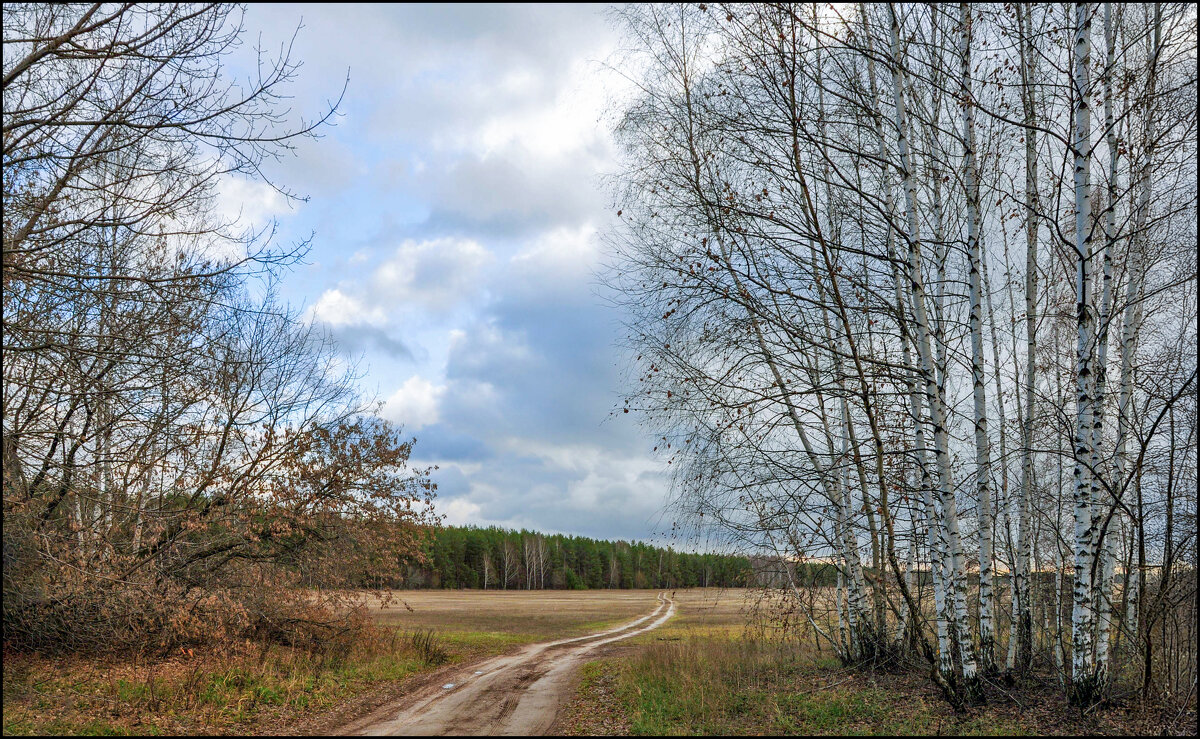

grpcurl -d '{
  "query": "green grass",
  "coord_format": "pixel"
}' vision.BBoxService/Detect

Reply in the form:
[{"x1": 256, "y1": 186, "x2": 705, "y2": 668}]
[
  {"x1": 575, "y1": 634, "x2": 1034, "y2": 736},
  {"x1": 553, "y1": 589, "x2": 1047, "y2": 736}
]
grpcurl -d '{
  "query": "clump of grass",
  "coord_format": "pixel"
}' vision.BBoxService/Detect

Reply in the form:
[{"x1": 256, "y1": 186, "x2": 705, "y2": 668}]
[{"x1": 404, "y1": 628, "x2": 448, "y2": 666}]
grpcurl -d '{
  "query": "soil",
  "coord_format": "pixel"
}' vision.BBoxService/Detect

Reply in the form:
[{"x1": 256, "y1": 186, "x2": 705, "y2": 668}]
[{"x1": 336, "y1": 592, "x2": 675, "y2": 736}]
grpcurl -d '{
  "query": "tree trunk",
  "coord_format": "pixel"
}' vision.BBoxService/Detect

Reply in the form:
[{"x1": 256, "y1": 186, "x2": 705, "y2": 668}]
[
  {"x1": 1069, "y1": 0, "x2": 1101, "y2": 705},
  {"x1": 1014, "y1": 0, "x2": 1040, "y2": 674},
  {"x1": 887, "y1": 3, "x2": 978, "y2": 692},
  {"x1": 960, "y1": 3, "x2": 996, "y2": 674}
]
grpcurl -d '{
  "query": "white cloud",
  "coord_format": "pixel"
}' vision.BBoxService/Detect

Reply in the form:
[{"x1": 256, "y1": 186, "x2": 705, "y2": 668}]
[
  {"x1": 308, "y1": 237, "x2": 492, "y2": 337},
  {"x1": 511, "y1": 223, "x2": 599, "y2": 279},
  {"x1": 371, "y1": 237, "x2": 493, "y2": 313},
  {"x1": 309, "y1": 288, "x2": 387, "y2": 327},
  {"x1": 383, "y1": 375, "x2": 446, "y2": 430},
  {"x1": 476, "y1": 59, "x2": 607, "y2": 159},
  {"x1": 214, "y1": 176, "x2": 291, "y2": 231},
  {"x1": 440, "y1": 497, "x2": 483, "y2": 526}
]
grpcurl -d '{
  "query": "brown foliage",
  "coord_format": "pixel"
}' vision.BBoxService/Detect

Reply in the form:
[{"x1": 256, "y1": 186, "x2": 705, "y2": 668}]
[{"x1": 3, "y1": 418, "x2": 438, "y2": 655}]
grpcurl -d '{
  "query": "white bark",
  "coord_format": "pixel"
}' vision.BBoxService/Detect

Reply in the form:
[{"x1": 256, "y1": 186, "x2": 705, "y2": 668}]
[
  {"x1": 1070, "y1": 0, "x2": 1100, "y2": 697},
  {"x1": 862, "y1": 4, "x2": 951, "y2": 666},
  {"x1": 888, "y1": 3, "x2": 977, "y2": 683},
  {"x1": 1014, "y1": 0, "x2": 1040, "y2": 674},
  {"x1": 1093, "y1": 1, "x2": 1120, "y2": 677},
  {"x1": 960, "y1": 3, "x2": 996, "y2": 672},
  {"x1": 1113, "y1": 1, "x2": 1158, "y2": 645}
]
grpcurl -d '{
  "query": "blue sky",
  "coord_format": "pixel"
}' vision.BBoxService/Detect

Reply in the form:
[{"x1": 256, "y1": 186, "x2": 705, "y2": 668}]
[{"x1": 218, "y1": 4, "x2": 677, "y2": 543}]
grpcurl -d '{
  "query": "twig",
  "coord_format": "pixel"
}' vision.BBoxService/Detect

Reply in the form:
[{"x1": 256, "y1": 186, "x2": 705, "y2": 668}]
[{"x1": 982, "y1": 674, "x2": 1026, "y2": 710}]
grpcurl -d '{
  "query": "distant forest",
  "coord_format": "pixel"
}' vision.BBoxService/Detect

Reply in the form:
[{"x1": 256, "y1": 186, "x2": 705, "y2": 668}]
[{"x1": 393, "y1": 526, "x2": 755, "y2": 590}]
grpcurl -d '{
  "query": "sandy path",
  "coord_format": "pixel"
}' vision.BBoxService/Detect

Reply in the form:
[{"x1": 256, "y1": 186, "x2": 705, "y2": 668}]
[{"x1": 345, "y1": 592, "x2": 675, "y2": 736}]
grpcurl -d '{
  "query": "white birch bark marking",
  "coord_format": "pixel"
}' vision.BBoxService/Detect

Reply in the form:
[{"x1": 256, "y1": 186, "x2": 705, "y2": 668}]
[
  {"x1": 1070, "y1": 0, "x2": 1099, "y2": 696},
  {"x1": 1014, "y1": 0, "x2": 1040, "y2": 674}
]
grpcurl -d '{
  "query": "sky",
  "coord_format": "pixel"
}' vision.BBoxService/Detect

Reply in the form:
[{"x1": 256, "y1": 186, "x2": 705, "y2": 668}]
[{"x1": 218, "y1": 4, "x2": 679, "y2": 543}]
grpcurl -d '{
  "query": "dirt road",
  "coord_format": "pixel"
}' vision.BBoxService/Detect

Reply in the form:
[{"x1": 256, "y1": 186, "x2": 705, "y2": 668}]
[{"x1": 344, "y1": 592, "x2": 674, "y2": 736}]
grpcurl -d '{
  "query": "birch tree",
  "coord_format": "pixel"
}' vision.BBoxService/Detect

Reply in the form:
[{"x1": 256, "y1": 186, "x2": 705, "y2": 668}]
[{"x1": 608, "y1": 0, "x2": 1196, "y2": 711}]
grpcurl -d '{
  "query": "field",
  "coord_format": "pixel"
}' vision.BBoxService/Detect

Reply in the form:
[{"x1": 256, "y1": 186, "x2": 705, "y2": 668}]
[
  {"x1": 362, "y1": 588, "x2": 664, "y2": 642},
  {"x1": 4, "y1": 587, "x2": 1190, "y2": 736},
  {"x1": 0, "y1": 588, "x2": 667, "y2": 736}
]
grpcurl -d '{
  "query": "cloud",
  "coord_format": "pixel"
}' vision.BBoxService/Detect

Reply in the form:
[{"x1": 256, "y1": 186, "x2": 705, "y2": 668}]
[
  {"x1": 306, "y1": 238, "x2": 495, "y2": 363},
  {"x1": 440, "y1": 497, "x2": 483, "y2": 527},
  {"x1": 384, "y1": 375, "x2": 446, "y2": 431},
  {"x1": 214, "y1": 176, "x2": 292, "y2": 232},
  {"x1": 310, "y1": 288, "x2": 387, "y2": 327},
  {"x1": 369, "y1": 237, "x2": 492, "y2": 313},
  {"x1": 228, "y1": 4, "x2": 678, "y2": 542},
  {"x1": 416, "y1": 440, "x2": 673, "y2": 542},
  {"x1": 326, "y1": 324, "x2": 414, "y2": 361},
  {"x1": 414, "y1": 148, "x2": 608, "y2": 241}
]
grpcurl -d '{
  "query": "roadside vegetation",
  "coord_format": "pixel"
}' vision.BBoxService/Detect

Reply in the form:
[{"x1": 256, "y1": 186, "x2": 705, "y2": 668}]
[
  {"x1": 2, "y1": 589, "x2": 664, "y2": 735},
  {"x1": 559, "y1": 589, "x2": 1194, "y2": 736},
  {"x1": 3, "y1": 624, "x2": 428, "y2": 736}
]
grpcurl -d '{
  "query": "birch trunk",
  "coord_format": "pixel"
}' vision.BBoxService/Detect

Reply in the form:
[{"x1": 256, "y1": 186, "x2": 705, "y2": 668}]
[
  {"x1": 959, "y1": 3, "x2": 996, "y2": 673},
  {"x1": 1114, "y1": 0, "x2": 1159, "y2": 648},
  {"x1": 837, "y1": 568, "x2": 848, "y2": 656},
  {"x1": 1093, "y1": 1, "x2": 1122, "y2": 678},
  {"x1": 982, "y1": 239, "x2": 1017, "y2": 670},
  {"x1": 669, "y1": 33, "x2": 878, "y2": 654},
  {"x1": 887, "y1": 3, "x2": 978, "y2": 689},
  {"x1": 1069, "y1": 0, "x2": 1101, "y2": 704},
  {"x1": 715, "y1": 234, "x2": 871, "y2": 654},
  {"x1": 1014, "y1": 0, "x2": 1040, "y2": 674},
  {"x1": 862, "y1": 3, "x2": 952, "y2": 667}
]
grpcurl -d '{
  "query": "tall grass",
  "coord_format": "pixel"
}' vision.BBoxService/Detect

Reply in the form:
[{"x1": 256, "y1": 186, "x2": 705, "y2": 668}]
[
  {"x1": 403, "y1": 628, "x2": 448, "y2": 666},
  {"x1": 614, "y1": 631, "x2": 1031, "y2": 736}
]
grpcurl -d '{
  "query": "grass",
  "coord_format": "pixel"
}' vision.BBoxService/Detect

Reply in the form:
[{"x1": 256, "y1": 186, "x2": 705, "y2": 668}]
[
  {"x1": 2, "y1": 631, "x2": 428, "y2": 736},
  {"x1": 610, "y1": 639, "x2": 1034, "y2": 735},
  {"x1": 2, "y1": 588, "x2": 665, "y2": 736},
  {"x1": 560, "y1": 588, "x2": 1040, "y2": 736},
  {"x1": 11, "y1": 587, "x2": 1183, "y2": 735},
  {"x1": 560, "y1": 587, "x2": 1194, "y2": 736},
  {"x1": 359, "y1": 588, "x2": 662, "y2": 640}
]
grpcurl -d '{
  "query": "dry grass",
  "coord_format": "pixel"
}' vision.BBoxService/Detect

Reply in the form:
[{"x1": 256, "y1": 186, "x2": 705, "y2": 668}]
[
  {"x1": 627, "y1": 587, "x2": 758, "y2": 643},
  {"x1": 2, "y1": 587, "x2": 670, "y2": 735},
  {"x1": 560, "y1": 587, "x2": 1191, "y2": 736},
  {"x1": 559, "y1": 588, "x2": 1039, "y2": 736},
  {"x1": 2, "y1": 628, "x2": 427, "y2": 736}
]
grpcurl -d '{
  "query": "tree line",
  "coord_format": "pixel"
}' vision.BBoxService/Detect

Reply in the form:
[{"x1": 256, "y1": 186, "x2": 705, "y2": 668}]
[
  {"x1": 608, "y1": 2, "x2": 1195, "y2": 711},
  {"x1": 375, "y1": 526, "x2": 755, "y2": 591}
]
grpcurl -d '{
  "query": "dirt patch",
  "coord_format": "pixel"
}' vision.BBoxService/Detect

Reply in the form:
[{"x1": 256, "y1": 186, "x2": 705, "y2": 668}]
[
  {"x1": 279, "y1": 659, "x2": 467, "y2": 736},
  {"x1": 551, "y1": 657, "x2": 633, "y2": 736}
]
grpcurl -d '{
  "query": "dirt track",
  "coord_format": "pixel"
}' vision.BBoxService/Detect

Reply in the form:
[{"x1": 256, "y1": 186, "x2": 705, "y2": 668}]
[{"x1": 342, "y1": 592, "x2": 675, "y2": 736}]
